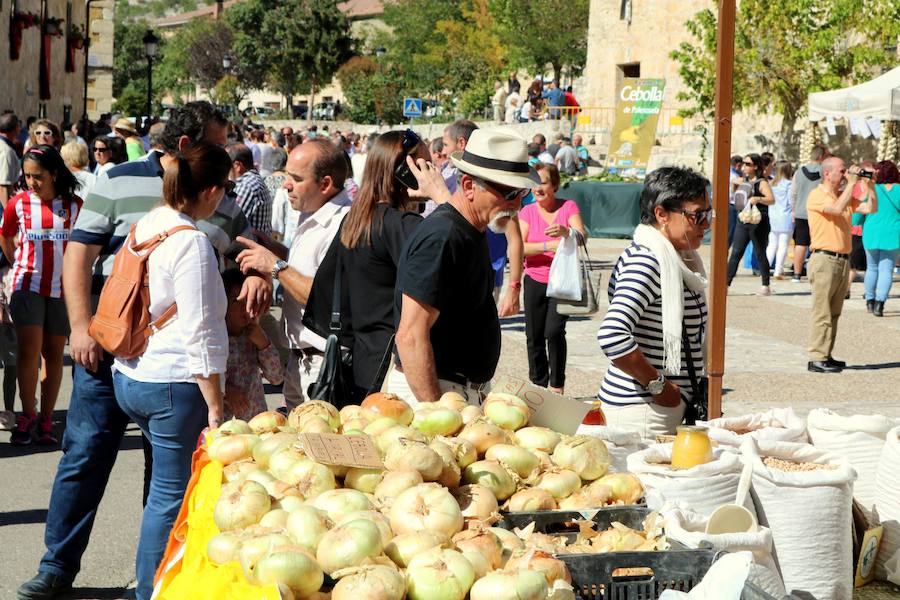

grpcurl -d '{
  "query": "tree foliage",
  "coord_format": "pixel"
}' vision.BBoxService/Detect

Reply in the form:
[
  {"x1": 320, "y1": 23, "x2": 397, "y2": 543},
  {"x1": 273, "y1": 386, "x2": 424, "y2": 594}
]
[
  {"x1": 337, "y1": 57, "x2": 406, "y2": 124},
  {"x1": 113, "y1": 11, "x2": 167, "y2": 115},
  {"x1": 672, "y1": 0, "x2": 900, "y2": 136},
  {"x1": 490, "y1": 0, "x2": 589, "y2": 83}
]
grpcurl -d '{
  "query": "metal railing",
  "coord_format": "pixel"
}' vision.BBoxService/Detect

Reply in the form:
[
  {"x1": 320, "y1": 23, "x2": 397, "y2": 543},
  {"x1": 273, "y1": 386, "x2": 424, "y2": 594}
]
[{"x1": 537, "y1": 105, "x2": 709, "y2": 136}]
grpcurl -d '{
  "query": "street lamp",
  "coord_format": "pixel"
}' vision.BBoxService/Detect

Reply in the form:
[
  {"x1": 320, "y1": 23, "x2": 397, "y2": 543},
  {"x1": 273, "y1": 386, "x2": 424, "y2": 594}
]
[
  {"x1": 374, "y1": 46, "x2": 386, "y2": 58},
  {"x1": 143, "y1": 29, "x2": 159, "y2": 121},
  {"x1": 222, "y1": 53, "x2": 232, "y2": 73}
]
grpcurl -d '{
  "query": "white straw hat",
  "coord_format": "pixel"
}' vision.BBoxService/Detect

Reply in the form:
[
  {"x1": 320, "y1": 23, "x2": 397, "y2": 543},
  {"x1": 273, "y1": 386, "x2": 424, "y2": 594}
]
[{"x1": 450, "y1": 129, "x2": 540, "y2": 190}]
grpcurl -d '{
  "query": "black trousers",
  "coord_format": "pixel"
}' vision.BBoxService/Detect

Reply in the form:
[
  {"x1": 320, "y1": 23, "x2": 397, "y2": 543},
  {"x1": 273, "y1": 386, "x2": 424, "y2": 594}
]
[
  {"x1": 523, "y1": 275, "x2": 569, "y2": 388},
  {"x1": 727, "y1": 216, "x2": 771, "y2": 287}
]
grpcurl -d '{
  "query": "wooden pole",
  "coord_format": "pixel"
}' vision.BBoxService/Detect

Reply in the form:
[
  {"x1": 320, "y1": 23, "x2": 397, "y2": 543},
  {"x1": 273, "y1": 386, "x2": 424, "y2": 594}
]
[{"x1": 706, "y1": 0, "x2": 736, "y2": 419}]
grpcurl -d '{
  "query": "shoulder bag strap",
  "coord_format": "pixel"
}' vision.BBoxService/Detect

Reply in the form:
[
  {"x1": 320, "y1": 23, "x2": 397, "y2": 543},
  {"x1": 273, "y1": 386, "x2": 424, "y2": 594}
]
[
  {"x1": 367, "y1": 333, "x2": 396, "y2": 396},
  {"x1": 131, "y1": 224, "x2": 198, "y2": 254},
  {"x1": 329, "y1": 250, "x2": 343, "y2": 332}
]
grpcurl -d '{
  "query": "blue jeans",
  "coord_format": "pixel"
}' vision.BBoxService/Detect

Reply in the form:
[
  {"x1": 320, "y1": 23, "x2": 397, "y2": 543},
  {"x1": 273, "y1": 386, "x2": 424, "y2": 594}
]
[
  {"x1": 864, "y1": 248, "x2": 900, "y2": 302},
  {"x1": 40, "y1": 354, "x2": 130, "y2": 581},
  {"x1": 113, "y1": 373, "x2": 207, "y2": 600}
]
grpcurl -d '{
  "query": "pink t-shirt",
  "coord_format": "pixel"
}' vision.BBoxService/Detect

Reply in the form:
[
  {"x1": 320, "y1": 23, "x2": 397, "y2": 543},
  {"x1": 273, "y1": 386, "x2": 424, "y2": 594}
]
[{"x1": 519, "y1": 199, "x2": 581, "y2": 284}]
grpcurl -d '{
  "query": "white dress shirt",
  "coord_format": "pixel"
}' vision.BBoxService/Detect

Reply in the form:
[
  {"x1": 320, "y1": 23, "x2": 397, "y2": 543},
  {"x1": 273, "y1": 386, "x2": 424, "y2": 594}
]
[
  {"x1": 282, "y1": 190, "x2": 351, "y2": 351},
  {"x1": 114, "y1": 206, "x2": 228, "y2": 383},
  {"x1": 271, "y1": 187, "x2": 302, "y2": 247}
]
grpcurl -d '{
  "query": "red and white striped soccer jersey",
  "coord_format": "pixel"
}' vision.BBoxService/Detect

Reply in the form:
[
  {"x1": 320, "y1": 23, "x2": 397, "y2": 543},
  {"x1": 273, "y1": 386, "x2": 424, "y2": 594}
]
[{"x1": 1, "y1": 190, "x2": 82, "y2": 298}]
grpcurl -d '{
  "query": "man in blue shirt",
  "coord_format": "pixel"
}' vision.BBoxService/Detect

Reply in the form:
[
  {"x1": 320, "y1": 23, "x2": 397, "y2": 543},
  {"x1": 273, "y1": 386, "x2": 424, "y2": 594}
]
[{"x1": 541, "y1": 80, "x2": 565, "y2": 120}]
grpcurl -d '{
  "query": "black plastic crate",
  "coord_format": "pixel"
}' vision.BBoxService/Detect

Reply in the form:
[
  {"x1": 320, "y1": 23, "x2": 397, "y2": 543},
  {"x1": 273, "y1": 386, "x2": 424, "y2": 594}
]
[{"x1": 497, "y1": 505, "x2": 649, "y2": 543}]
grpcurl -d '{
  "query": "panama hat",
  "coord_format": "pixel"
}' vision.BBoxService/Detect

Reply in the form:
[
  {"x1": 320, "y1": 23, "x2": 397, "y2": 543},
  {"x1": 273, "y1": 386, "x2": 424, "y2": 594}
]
[
  {"x1": 450, "y1": 129, "x2": 540, "y2": 190},
  {"x1": 114, "y1": 118, "x2": 138, "y2": 136}
]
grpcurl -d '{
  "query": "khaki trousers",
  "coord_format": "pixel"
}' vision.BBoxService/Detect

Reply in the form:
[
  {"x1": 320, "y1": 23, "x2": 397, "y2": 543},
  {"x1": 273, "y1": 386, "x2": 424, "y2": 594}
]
[{"x1": 807, "y1": 252, "x2": 850, "y2": 361}]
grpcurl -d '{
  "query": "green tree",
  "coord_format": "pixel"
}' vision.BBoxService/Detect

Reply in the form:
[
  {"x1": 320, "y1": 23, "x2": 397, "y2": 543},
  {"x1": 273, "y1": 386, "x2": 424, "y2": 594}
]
[
  {"x1": 489, "y1": 0, "x2": 589, "y2": 83},
  {"x1": 113, "y1": 15, "x2": 168, "y2": 115},
  {"x1": 337, "y1": 56, "x2": 406, "y2": 124},
  {"x1": 672, "y1": 0, "x2": 900, "y2": 138}
]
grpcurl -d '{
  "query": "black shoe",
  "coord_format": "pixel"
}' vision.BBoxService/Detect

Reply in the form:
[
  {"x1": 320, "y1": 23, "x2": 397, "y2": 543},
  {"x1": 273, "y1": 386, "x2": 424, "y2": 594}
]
[
  {"x1": 17, "y1": 572, "x2": 73, "y2": 600},
  {"x1": 874, "y1": 301, "x2": 884, "y2": 317},
  {"x1": 808, "y1": 360, "x2": 842, "y2": 373},
  {"x1": 826, "y1": 357, "x2": 846, "y2": 369},
  {"x1": 867, "y1": 299, "x2": 876, "y2": 313}
]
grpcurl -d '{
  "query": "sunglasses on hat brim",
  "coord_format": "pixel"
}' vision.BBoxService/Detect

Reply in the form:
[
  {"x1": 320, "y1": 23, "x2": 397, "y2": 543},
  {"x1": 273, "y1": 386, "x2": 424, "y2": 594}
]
[{"x1": 394, "y1": 129, "x2": 423, "y2": 190}]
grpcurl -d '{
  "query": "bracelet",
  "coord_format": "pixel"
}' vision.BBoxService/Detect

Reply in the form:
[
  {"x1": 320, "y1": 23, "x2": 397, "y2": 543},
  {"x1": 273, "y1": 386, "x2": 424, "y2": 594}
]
[{"x1": 543, "y1": 241, "x2": 548, "y2": 251}]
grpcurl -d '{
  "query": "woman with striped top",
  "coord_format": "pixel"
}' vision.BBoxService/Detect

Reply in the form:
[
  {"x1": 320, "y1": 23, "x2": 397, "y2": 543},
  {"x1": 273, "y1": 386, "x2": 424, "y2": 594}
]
[{"x1": 597, "y1": 167, "x2": 711, "y2": 437}]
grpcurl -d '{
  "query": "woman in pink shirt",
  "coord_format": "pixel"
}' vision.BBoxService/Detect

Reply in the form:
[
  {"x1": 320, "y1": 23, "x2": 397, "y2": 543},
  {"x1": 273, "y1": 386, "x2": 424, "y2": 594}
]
[{"x1": 518, "y1": 163, "x2": 586, "y2": 393}]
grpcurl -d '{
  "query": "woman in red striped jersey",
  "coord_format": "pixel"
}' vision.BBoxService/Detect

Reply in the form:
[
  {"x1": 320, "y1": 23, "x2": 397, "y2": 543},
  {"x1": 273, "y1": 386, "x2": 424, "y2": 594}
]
[{"x1": 1, "y1": 145, "x2": 82, "y2": 445}]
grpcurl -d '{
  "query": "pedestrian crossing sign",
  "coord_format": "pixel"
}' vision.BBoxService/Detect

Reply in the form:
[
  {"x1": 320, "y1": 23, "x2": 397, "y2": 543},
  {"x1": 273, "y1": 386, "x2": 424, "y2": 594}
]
[{"x1": 403, "y1": 97, "x2": 423, "y2": 118}]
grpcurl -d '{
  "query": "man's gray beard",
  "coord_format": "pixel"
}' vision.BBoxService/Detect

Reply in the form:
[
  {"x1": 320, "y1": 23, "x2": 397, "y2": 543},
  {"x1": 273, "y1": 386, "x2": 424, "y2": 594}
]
[{"x1": 487, "y1": 210, "x2": 517, "y2": 233}]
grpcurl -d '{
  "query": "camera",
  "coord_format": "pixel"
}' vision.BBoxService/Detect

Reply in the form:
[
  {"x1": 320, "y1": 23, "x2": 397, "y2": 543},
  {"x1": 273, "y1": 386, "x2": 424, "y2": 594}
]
[{"x1": 857, "y1": 170, "x2": 874, "y2": 180}]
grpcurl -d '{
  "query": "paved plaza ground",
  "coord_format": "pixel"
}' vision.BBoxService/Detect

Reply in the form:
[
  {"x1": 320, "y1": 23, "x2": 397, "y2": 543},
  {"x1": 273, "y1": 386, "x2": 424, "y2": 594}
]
[{"x1": 1, "y1": 237, "x2": 898, "y2": 598}]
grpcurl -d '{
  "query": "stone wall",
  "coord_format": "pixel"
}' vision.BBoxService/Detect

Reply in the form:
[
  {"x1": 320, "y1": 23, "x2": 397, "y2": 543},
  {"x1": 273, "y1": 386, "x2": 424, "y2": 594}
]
[{"x1": 86, "y1": 0, "x2": 114, "y2": 120}]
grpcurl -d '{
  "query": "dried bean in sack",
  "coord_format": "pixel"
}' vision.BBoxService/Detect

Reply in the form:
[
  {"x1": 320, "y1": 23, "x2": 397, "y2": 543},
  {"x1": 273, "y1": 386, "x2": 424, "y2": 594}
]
[
  {"x1": 807, "y1": 409, "x2": 898, "y2": 521},
  {"x1": 662, "y1": 507, "x2": 786, "y2": 598},
  {"x1": 741, "y1": 438, "x2": 856, "y2": 600},
  {"x1": 576, "y1": 425, "x2": 647, "y2": 473},
  {"x1": 874, "y1": 425, "x2": 900, "y2": 583},
  {"x1": 699, "y1": 407, "x2": 807, "y2": 449},
  {"x1": 626, "y1": 444, "x2": 756, "y2": 517}
]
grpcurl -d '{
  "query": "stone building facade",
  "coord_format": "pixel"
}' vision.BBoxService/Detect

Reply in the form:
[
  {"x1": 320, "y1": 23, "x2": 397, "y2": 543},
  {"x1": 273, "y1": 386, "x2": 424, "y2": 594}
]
[{"x1": 0, "y1": 0, "x2": 113, "y2": 124}]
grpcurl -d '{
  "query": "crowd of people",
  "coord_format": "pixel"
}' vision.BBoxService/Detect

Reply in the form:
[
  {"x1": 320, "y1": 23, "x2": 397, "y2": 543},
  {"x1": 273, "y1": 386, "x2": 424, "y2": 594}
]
[{"x1": 493, "y1": 73, "x2": 582, "y2": 124}]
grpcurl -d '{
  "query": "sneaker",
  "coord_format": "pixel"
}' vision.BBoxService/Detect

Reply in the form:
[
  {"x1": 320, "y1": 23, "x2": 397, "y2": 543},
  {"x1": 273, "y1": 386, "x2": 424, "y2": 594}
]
[
  {"x1": 757, "y1": 286, "x2": 772, "y2": 297},
  {"x1": 791, "y1": 276, "x2": 802, "y2": 283},
  {"x1": 17, "y1": 571, "x2": 73, "y2": 600},
  {"x1": 36, "y1": 416, "x2": 58, "y2": 445},
  {"x1": 10, "y1": 413, "x2": 37, "y2": 445},
  {"x1": 0, "y1": 409, "x2": 14, "y2": 430}
]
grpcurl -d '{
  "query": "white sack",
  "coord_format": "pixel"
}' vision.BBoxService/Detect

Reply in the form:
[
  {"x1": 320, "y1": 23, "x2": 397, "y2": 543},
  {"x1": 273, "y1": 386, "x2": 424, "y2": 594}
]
[
  {"x1": 662, "y1": 507, "x2": 786, "y2": 598},
  {"x1": 807, "y1": 409, "x2": 898, "y2": 518},
  {"x1": 626, "y1": 445, "x2": 755, "y2": 517},
  {"x1": 547, "y1": 234, "x2": 581, "y2": 301},
  {"x1": 658, "y1": 552, "x2": 752, "y2": 600},
  {"x1": 576, "y1": 425, "x2": 647, "y2": 473},
  {"x1": 874, "y1": 425, "x2": 900, "y2": 582},
  {"x1": 741, "y1": 438, "x2": 856, "y2": 600},
  {"x1": 699, "y1": 407, "x2": 807, "y2": 448}
]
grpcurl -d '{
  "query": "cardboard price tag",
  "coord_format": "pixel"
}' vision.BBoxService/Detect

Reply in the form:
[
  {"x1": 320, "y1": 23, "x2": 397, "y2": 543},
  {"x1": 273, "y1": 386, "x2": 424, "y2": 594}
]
[
  {"x1": 490, "y1": 374, "x2": 591, "y2": 435},
  {"x1": 854, "y1": 525, "x2": 883, "y2": 587},
  {"x1": 298, "y1": 433, "x2": 383, "y2": 469}
]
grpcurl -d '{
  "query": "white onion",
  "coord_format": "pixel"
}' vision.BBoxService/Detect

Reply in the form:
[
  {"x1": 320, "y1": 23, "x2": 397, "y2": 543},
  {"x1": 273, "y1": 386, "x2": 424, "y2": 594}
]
[
  {"x1": 451, "y1": 484, "x2": 499, "y2": 521},
  {"x1": 412, "y1": 406, "x2": 464, "y2": 437},
  {"x1": 218, "y1": 417, "x2": 253, "y2": 435},
  {"x1": 513, "y1": 427, "x2": 561, "y2": 453},
  {"x1": 362, "y1": 392, "x2": 414, "y2": 425},
  {"x1": 507, "y1": 488, "x2": 558, "y2": 511},
  {"x1": 389, "y1": 483, "x2": 464, "y2": 538},
  {"x1": 534, "y1": 468, "x2": 582, "y2": 499},
  {"x1": 485, "y1": 444, "x2": 539, "y2": 478},
  {"x1": 268, "y1": 445, "x2": 307, "y2": 481},
  {"x1": 384, "y1": 439, "x2": 443, "y2": 481},
  {"x1": 489, "y1": 527, "x2": 525, "y2": 566},
  {"x1": 374, "y1": 469, "x2": 423, "y2": 507},
  {"x1": 406, "y1": 547, "x2": 475, "y2": 600},
  {"x1": 452, "y1": 528, "x2": 503, "y2": 569},
  {"x1": 222, "y1": 460, "x2": 261, "y2": 483},
  {"x1": 285, "y1": 505, "x2": 333, "y2": 553},
  {"x1": 214, "y1": 480, "x2": 271, "y2": 531},
  {"x1": 551, "y1": 435, "x2": 610, "y2": 480},
  {"x1": 251, "y1": 432, "x2": 297, "y2": 469},
  {"x1": 297, "y1": 415, "x2": 335, "y2": 433},
  {"x1": 436, "y1": 391, "x2": 469, "y2": 411},
  {"x1": 461, "y1": 549, "x2": 491, "y2": 579},
  {"x1": 378, "y1": 425, "x2": 428, "y2": 452},
  {"x1": 253, "y1": 546, "x2": 324, "y2": 598},
  {"x1": 248, "y1": 411, "x2": 287, "y2": 434},
  {"x1": 273, "y1": 496, "x2": 306, "y2": 512},
  {"x1": 435, "y1": 436, "x2": 478, "y2": 469},
  {"x1": 207, "y1": 531, "x2": 244, "y2": 565},
  {"x1": 363, "y1": 416, "x2": 401, "y2": 437},
  {"x1": 341, "y1": 418, "x2": 371, "y2": 433},
  {"x1": 483, "y1": 393, "x2": 530, "y2": 430},
  {"x1": 460, "y1": 405, "x2": 483, "y2": 424},
  {"x1": 283, "y1": 457, "x2": 336, "y2": 498},
  {"x1": 505, "y1": 549, "x2": 571, "y2": 586},
  {"x1": 458, "y1": 418, "x2": 508, "y2": 456},
  {"x1": 316, "y1": 518, "x2": 384, "y2": 575},
  {"x1": 332, "y1": 564, "x2": 406, "y2": 600},
  {"x1": 208, "y1": 433, "x2": 260, "y2": 465},
  {"x1": 595, "y1": 473, "x2": 644, "y2": 504},
  {"x1": 429, "y1": 440, "x2": 462, "y2": 488},
  {"x1": 462, "y1": 460, "x2": 516, "y2": 500},
  {"x1": 288, "y1": 400, "x2": 340, "y2": 430},
  {"x1": 337, "y1": 510, "x2": 394, "y2": 547},
  {"x1": 259, "y1": 508, "x2": 290, "y2": 529},
  {"x1": 558, "y1": 479, "x2": 613, "y2": 509},
  {"x1": 384, "y1": 530, "x2": 449, "y2": 568},
  {"x1": 339, "y1": 404, "x2": 368, "y2": 424},
  {"x1": 310, "y1": 488, "x2": 373, "y2": 522},
  {"x1": 238, "y1": 532, "x2": 295, "y2": 580},
  {"x1": 470, "y1": 569, "x2": 549, "y2": 600},
  {"x1": 344, "y1": 467, "x2": 385, "y2": 493}
]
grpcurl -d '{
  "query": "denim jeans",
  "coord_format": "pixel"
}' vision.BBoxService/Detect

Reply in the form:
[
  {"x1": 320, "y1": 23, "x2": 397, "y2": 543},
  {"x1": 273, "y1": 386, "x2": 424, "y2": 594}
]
[
  {"x1": 864, "y1": 248, "x2": 900, "y2": 302},
  {"x1": 113, "y1": 373, "x2": 207, "y2": 600},
  {"x1": 40, "y1": 354, "x2": 130, "y2": 581}
]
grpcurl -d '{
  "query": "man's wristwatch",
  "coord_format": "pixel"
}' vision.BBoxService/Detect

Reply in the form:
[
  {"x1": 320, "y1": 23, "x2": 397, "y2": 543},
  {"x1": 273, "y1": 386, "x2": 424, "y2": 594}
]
[
  {"x1": 271, "y1": 259, "x2": 289, "y2": 280},
  {"x1": 645, "y1": 374, "x2": 666, "y2": 396}
]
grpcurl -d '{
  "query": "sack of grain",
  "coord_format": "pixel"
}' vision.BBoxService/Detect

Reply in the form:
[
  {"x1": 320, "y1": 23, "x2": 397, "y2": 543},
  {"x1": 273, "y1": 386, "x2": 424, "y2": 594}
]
[
  {"x1": 699, "y1": 407, "x2": 807, "y2": 449},
  {"x1": 662, "y1": 507, "x2": 786, "y2": 598},
  {"x1": 575, "y1": 425, "x2": 646, "y2": 473},
  {"x1": 874, "y1": 425, "x2": 900, "y2": 583},
  {"x1": 741, "y1": 438, "x2": 856, "y2": 600},
  {"x1": 807, "y1": 409, "x2": 898, "y2": 519},
  {"x1": 626, "y1": 444, "x2": 755, "y2": 517}
]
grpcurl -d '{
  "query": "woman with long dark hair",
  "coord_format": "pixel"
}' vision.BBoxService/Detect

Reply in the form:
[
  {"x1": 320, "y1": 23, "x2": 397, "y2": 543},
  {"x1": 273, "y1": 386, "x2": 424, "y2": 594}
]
[
  {"x1": 726, "y1": 153, "x2": 775, "y2": 295},
  {"x1": 1, "y1": 145, "x2": 82, "y2": 445},
  {"x1": 91, "y1": 136, "x2": 127, "y2": 175},
  {"x1": 305, "y1": 130, "x2": 431, "y2": 399}
]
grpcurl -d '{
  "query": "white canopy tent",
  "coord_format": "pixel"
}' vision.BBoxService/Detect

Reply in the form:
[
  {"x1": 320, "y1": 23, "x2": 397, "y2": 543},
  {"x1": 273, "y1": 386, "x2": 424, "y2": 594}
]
[{"x1": 808, "y1": 66, "x2": 900, "y2": 121}]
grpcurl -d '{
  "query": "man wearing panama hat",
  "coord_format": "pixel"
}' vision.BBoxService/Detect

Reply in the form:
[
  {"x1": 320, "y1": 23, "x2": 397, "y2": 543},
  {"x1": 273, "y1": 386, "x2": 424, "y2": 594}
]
[{"x1": 389, "y1": 129, "x2": 539, "y2": 405}]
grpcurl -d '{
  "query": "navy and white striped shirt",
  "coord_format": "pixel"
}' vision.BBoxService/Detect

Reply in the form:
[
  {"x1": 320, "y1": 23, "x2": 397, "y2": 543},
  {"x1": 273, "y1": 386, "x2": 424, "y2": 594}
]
[{"x1": 597, "y1": 243, "x2": 707, "y2": 406}]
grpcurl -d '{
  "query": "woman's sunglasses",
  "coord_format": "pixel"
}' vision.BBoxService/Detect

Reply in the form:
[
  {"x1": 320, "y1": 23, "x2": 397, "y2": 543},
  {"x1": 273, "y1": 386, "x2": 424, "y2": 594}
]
[
  {"x1": 678, "y1": 208, "x2": 714, "y2": 226},
  {"x1": 34, "y1": 130, "x2": 54, "y2": 136},
  {"x1": 94, "y1": 147, "x2": 110, "y2": 153}
]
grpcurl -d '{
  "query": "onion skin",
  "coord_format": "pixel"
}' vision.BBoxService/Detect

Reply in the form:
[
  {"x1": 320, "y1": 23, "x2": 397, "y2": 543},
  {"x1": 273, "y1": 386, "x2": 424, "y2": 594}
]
[
  {"x1": 452, "y1": 484, "x2": 499, "y2": 522},
  {"x1": 247, "y1": 411, "x2": 287, "y2": 434},
  {"x1": 452, "y1": 528, "x2": 503, "y2": 569},
  {"x1": 384, "y1": 439, "x2": 443, "y2": 481},
  {"x1": 208, "y1": 433, "x2": 260, "y2": 465},
  {"x1": 362, "y1": 393, "x2": 414, "y2": 426},
  {"x1": 513, "y1": 427, "x2": 561, "y2": 453},
  {"x1": 430, "y1": 440, "x2": 462, "y2": 488},
  {"x1": 505, "y1": 549, "x2": 572, "y2": 586},
  {"x1": 458, "y1": 418, "x2": 509, "y2": 456},
  {"x1": 534, "y1": 468, "x2": 582, "y2": 499},
  {"x1": 551, "y1": 435, "x2": 610, "y2": 481},
  {"x1": 251, "y1": 433, "x2": 297, "y2": 469},
  {"x1": 207, "y1": 532, "x2": 244, "y2": 565},
  {"x1": 332, "y1": 565, "x2": 406, "y2": 600},
  {"x1": 462, "y1": 460, "x2": 516, "y2": 500},
  {"x1": 507, "y1": 488, "x2": 558, "y2": 511},
  {"x1": 389, "y1": 483, "x2": 464, "y2": 538},
  {"x1": 594, "y1": 473, "x2": 644, "y2": 504},
  {"x1": 259, "y1": 508, "x2": 290, "y2": 529},
  {"x1": 214, "y1": 480, "x2": 271, "y2": 531},
  {"x1": 437, "y1": 391, "x2": 469, "y2": 411},
  {"x1": 337, "y1": 510, "x2": 394, "y2": 547},
  {"x1": 288, "y1": 400, "x2": 340, "y2": 430},
  {"x1": 316, "y1": 518, "x2": 384, "y2": 575},
  {"x1": 285, "y1": 505, "x2": 333, "y2": 554},
  {"x1": 344, "y1": 467, "x2": 385, "y2": 494},
  {"x1": 253, "y1": 547, "x2": 324, "y2": 598},
  {"x1": 461, "y1": 405, "x2": 483, "y2": 424},
  {"x1": 310, "y1": 488, "x2": 374, "y2": 522},
  {"x1": 483, "y1": 393, "x2": 531, "y2": 430},
  {"x1": 406, "y1": 547, "x2": 475, "y2": 600},
  {"x1": 489, "y1": 527, "x2": 525, "y2": 566},
  {"x1": 470, "y1": 569, "x2": 549, "y2": 600},
  {"x1": 485, "y1": 443, "x2": 539, "y2": 478},
  {"x1": 384, "y1": 530, "x2": 449, "y2": 568},
  {"x1": 435, "y1": 436, "x2": 478, "y2": 469},
  {"x1": 222, "y1": 460, "x2": 261, "y2": 483},
  {"x1": 412, "y1": 406, "x2": 464, "y2": 437},
  {"x1": 377, "y1": 425, "x2": 428, "y2": 452},
  {"x1": 218, "y1": 417, "x2": 253, "y2": 435},
  {"x1": 558, "y1": 481, "x2": 612, "y2": 510},
  {"x1": 282, "y1": 457, "x2": 336, "y2": 498},
  {"x1": 374, "y1": 469, "x2": 424, "y2": 507}
]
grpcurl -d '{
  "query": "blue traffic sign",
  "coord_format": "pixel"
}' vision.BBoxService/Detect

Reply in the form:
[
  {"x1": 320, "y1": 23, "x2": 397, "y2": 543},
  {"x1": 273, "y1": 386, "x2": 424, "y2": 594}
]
[{"x1": 403, "y1": 97, "x2": 423, "y2": 118}]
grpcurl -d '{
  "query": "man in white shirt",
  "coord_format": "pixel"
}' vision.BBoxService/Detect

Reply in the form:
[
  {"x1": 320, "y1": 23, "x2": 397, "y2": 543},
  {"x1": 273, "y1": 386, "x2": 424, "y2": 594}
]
[
  {"x1": 236, "y1": 138, "x2": 351, "y2": 408},
  {"x1": 0, "y1": 113, "x2": 21, "y2": 209}
]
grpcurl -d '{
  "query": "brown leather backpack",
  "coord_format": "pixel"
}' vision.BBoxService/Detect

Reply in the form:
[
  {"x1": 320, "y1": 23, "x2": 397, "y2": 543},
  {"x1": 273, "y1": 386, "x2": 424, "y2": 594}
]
[{"x1": 89, "y1": 223, "x2": 197, "y2": 359}]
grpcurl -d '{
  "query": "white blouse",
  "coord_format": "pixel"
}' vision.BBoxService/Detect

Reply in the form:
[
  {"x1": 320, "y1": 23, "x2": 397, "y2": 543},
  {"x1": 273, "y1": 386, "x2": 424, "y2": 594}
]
[{"x1": 114, "y1": 206, "x2": 228, "y2": 383}]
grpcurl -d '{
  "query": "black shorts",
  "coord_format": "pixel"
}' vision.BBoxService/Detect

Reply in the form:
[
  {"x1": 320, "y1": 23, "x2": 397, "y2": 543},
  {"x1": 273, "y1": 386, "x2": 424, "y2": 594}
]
[
  {"x1": 850, "y1": 234, "x2": 867, "y2": 271},
  {"x1": 793, "y1": 218, "x2": 811, "y2": 246}
]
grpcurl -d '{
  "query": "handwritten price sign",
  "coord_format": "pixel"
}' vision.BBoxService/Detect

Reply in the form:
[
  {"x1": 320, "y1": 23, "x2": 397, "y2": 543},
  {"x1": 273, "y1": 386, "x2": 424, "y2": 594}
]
[
  {"x1": 298, "y1": 433, "x2": 383, "y2": 469},
  {"x1": 490, "y1": 375, "x2": 591, "y2": 435}
]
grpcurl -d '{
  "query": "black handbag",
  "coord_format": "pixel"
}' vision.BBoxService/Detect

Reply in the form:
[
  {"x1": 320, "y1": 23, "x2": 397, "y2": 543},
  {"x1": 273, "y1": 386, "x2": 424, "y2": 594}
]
[
  {"x1": 554, "y1": 232, "x2": 602, "y2": 316},
  {"x1": 307, "y1": 253, "x2": 356, "y2": 408},
  {"x1": 682, "y1": 321, "x2": 709, "y2": 425}
]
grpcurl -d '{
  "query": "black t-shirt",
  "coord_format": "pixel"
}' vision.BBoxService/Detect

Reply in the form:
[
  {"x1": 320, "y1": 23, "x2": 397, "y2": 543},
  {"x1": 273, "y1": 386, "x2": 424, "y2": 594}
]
[
  {"x1": 305, "y1": 204, "x2": 422, "y2": 390},
  {"x1": 395, "y1": 203, "x2": 501, "y2": 384}
]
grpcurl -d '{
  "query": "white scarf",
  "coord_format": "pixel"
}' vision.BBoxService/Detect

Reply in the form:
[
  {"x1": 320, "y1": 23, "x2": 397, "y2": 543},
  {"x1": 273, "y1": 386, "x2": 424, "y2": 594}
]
[{"x1": 632, "y1": 223, "x2": 708, "y2": 375}]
